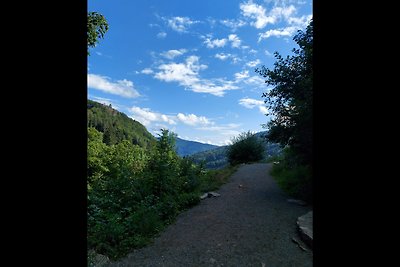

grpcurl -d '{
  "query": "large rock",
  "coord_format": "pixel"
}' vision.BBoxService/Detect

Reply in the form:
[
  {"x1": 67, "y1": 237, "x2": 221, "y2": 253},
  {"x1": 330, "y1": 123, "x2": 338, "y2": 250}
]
[
  {"x1": 208, "y1": 192, "x2": 220, "y2": 197},
  {"x1": 297, "y1": 211, "x2": 313, "y2": 249},
  {"x1": 88, "y1": 250, "x2": 110, "y2": 267}
]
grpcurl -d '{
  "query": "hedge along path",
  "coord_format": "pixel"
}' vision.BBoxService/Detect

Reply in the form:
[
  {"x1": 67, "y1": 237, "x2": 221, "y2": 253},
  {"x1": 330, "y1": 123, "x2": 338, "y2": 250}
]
[{"x1": 106, "y1": 163, "x2": 313, "y2": 267}]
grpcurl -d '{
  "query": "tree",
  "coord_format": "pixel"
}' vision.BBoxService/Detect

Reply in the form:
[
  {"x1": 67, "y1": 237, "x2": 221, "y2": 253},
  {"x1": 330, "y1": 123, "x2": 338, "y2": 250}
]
[
  {"x1": 87, "y1": 11, "x2": 109, "y2": 55},
  {"x1": 255, "y1": 20, "x2": 313, "y2": 166},
  {"x1": 227, "y1": 131, "x2": 265, "y2": 165}
]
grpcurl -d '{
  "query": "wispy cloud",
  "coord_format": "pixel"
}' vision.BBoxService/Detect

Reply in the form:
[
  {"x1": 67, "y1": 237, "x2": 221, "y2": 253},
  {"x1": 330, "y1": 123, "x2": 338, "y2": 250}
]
[
  {"x1": 128, "y1": 106, "x2": 219, "y2": 131},
  {"x1": 160, "y1": 49, "x2": 187, "y2": 59},
  {"x1": 165, "y1": 16, "x2": 200, "y2": 33},
  {"x1": 239, "y1": 98, "x2": 269, "y2": 114},
  {"x1": 128, "y1": 106, "x2": 243, "y2": 146},
  {"x1": 215, "y1": 53, "x2": 233, "y2": 61},
  {"x1": 154, "y1": 55, "x2": 238, "y2": 96},
  {"x1": 240, "y1": 0, "x2": 275, "y2": 29},
  {"x1": 265, "y1": 49, "x2": 273, "y2": 56},
  {"x1": 258, "y1": 26, "x2": 299, "y2": 41},
  {"x1": 141, "y1": 68, "x2": 154, "y2": 75},
  {"x1": 220, "y1": 19, "x2": 247, "y2": 31},
  {"x1": 246, "y1": 59, "x2": 261, "y2": 67},
  {"x1": 88, "y1": 74, "x2": 140, "y2": 98},
  {"x1": 157, "y1": 32, "x2": 167, "y2": 38},
  {"x1": 234, "y1": 70, "x2": 250, "y2": 80},
  {"x1": 215, "y1": 53, "x2": 241, "y2": 64},
  {"x1": 177, "y1": 113, "x2": 213, "y2": 126},
  {"x1": 129, "y1": 106, "x2": 176, "y2": 126},
  {"x1": 197, "y1": 123, "x2": 242, "y2": 138},
  {"x1": 242, "y1": 75, "x2": 265, "y2": 86},
  {"x1": 234, "y1": 70, "x2": 266, "y2": 89},
  {"x1": 204, "y1": 37, "x2": 228, "y2": 48},
  {"x1": 228, "y1": 34, "x2": 242, "y2": 48},
  {"x1": 240, "y1": 1, "x2": 300, "y2": 29},
  {"x1": 255, "y1": 8, "x2": 312, "y2": 42},
  {"x1": 287, "y1": 14, "x2": 313, "y2": 27}
]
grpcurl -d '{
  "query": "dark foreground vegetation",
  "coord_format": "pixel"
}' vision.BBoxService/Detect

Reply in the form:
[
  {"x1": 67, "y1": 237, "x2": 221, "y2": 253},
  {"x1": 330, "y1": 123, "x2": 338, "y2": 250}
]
[
  {"x1": 256, "y1": 20, "x2": 313, "y2": 203},
  {"x1": 88, "y1": 125, "x2": 237, "y2": 261}
]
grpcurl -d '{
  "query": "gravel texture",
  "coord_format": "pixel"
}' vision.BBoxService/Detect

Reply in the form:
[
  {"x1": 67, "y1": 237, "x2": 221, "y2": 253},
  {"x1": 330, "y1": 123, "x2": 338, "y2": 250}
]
[{"x1": 105, "y1": 163, "x2": 313, "y2": 267}]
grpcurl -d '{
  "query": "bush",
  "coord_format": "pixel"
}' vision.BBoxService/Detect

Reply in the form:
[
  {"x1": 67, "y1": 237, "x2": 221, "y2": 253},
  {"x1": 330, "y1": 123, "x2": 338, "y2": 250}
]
[
  {"x1": 270, "y1": 147, "x2": 312, "y2": 203},
  {"x1": 227, "y1": 131, "x2": 265, "y2": 165}
]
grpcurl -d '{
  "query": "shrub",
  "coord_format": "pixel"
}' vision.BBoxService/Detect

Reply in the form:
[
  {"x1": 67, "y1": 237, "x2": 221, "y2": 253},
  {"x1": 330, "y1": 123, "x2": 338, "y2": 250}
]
[
  {"x1": 270, "y1": 147, "x2": 312, "y2": 203},
  {"x1": 227, "y1": 131, "x2": 265, "y2": 165}
]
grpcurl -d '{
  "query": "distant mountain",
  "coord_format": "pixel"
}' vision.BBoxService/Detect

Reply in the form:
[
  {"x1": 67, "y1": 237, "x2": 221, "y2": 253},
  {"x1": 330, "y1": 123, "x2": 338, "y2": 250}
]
[
  {"x1": 174, "y1": 137, "x2": 219, "y2": 157},
  {"x1": 87, "y1": 99, "x2": 157, "y2": 149},
  {"x1": 189, "y1": 146, "x2": 229, "y2": 169}
]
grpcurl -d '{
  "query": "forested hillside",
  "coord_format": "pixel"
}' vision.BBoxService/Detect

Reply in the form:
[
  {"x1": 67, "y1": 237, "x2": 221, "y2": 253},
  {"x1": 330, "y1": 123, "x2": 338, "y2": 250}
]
[
  {"x1": 174, "y1": 137, "x2": 219, "y2": 157},
  {"x1": 190, "y1": 146, "x2": 229, "y2": 169},
  {"x1": 87, "y1": 100, "x2": 156, "y2": 149}
]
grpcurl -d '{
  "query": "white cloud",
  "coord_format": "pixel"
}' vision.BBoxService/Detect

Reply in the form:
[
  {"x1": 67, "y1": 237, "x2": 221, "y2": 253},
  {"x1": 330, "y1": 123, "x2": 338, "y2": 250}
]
[
  {"x1": 287, "y1": 14, "x2": 313, "y2": 27},
  {"x1": 197, "y1": 123, "x2": 241, "y2": 134},
  {"x1": 88, "y1": 74, "x2": 140, "y2": 98},
  {"x1": 141, "y1": 68, "x2": 154, "y2": 74},
  {"x1": 154, "y1": 55, "x2": 238, "y2": 96},
  {"x1": 234, "y1": 70, "x2": 250, "y2": 80},
  {"x1": 265, "y1": 49, "x2": 273, "y2": 56},
  {"x1": 258, "y1": 26, "x2": 298, "y2": 41},
  {"x1": 240, "y1": 1, "x2": 303, "y2": 30},
  {"x1": 228, "y1": 34, "x2": 242, "y2": 48},
  {"x1": 266, "y1": 0, "x2": 307, "y2": 5},
  {"x1": 249, "y1": 49, "x2": 258, "y2": 54},
  {"x1": 239, "y1": 98, "x2": 269, "y2": 114},
  {"x1": 129, "y1": 106, "x2": 176, "y2": 126},
  {"x1": 204, "y1": 37, "x2": 228, "y2": 48},
  {"x1": 232, "y1": 56, "x2": 242, "y2": 64},
  {"x1": 240, "y1": 0, "x2": 275, "y2": 29},
  {"x1": 160, "y1": 49, "x2": 187, "y2": 59},
  {"x1": 215, "y1": 53, "x2": 232, "y2": 60},
  {"x1": 243, "y1": 75, "x2": 265, "y2": 85},
  {"x1": 246, "y1": 59, "x2": 261, "y2": 67},
  {"x1": 220, "y1": 19, "x2": 247, "y2": 31},
  {"x1": 166, "y1": 16, "x2": 200, "y2": 32},
  {"x1": 176, "y1": 113, "x2": 213, "y2": 126},
  {"x1": 157, "y1": 32, "x2": 167, "y2": 38},
  {"x1": 269, "y1": 5, "x2": 296, "y2": 20}
]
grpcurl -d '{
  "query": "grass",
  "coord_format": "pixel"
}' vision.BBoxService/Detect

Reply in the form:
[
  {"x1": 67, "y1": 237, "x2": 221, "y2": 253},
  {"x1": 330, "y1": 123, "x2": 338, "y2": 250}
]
[
  {"x1": 270, "y1": 161, "x2": 312, "y2": 203},
  {"x1": 200, "y1": 164, "x2": 240, "y2": 192}
]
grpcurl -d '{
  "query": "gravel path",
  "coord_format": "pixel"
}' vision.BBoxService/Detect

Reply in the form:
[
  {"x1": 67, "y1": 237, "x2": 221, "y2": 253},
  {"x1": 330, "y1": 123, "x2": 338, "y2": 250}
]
[{"x1": 106, "y1": 163, "x2": 313, "y2": 267}]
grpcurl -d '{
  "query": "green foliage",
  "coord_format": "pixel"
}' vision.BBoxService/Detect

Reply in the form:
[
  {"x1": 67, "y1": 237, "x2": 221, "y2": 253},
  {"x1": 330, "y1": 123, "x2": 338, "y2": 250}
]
[
  {"x1": 227, "y1": 131, "x2": 265, "y2": 165},
  {"x1": 255, "y1": 20, "x2": 313, "y2": 202},
  {"x1": 190, "y1": 146, "x2": 229, "y2": 169},
  {"x1": 190, "y1": 132, "x2": 281, "y2": 169},
  {"x1": 87, "y1": 12, "x2": 109, "y2": 55},
  {"x1": 87, "y1": 100, "x2": 157, "y2": 149},
  {"x1": 255, "y1": 20, "x2": 313, "y2": 166},
  {"x1": 87, "y1": 127, "x2": 233, "y2": 260},
  {"x1": 199, "y1": 165, "x2": 239, "y2": 192},
  {"x1": 270, "y1": 148, "x2": 312, "y2": 203}
]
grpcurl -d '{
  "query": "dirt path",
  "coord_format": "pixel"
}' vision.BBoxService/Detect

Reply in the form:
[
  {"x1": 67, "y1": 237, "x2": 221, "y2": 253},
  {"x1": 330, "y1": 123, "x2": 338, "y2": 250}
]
[{"x1": 106, "y1": 163, "x2": 313, "y2": 267}]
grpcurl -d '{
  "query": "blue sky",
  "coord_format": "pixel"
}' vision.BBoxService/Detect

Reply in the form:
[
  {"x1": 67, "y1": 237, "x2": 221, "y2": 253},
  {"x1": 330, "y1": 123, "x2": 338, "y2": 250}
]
[{"x1": 88, "y1": 0, "x2": 312, "y2": 146}]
